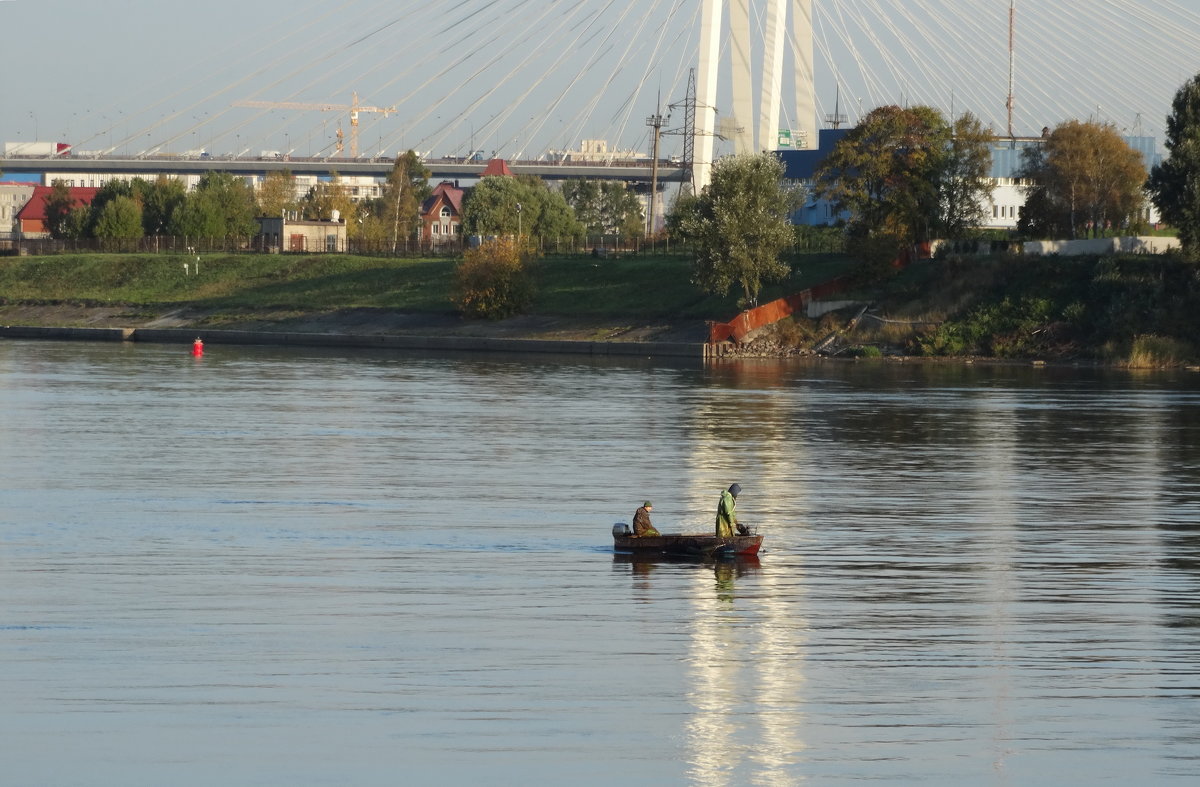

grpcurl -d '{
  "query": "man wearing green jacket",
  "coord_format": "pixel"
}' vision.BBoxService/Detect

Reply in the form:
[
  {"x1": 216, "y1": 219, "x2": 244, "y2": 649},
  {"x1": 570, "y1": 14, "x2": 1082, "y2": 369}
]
[{"x1": 715, "y1": 483, "x2": 741, "y2": 537}]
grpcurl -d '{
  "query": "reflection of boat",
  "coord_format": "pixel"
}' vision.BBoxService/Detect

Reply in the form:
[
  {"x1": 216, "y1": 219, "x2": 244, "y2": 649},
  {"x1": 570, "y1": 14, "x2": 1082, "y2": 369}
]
[
  {"x1": 614, "y1": 552, "x2": 762, "y2": 571},
  {"x1": 612, "y1": 524, "x2": 763, "y2": 557}
]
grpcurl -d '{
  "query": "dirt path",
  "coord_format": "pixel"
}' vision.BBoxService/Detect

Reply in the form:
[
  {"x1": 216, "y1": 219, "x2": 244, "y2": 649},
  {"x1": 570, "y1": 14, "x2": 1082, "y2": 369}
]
[{"x1": 0, "y1": 304, "x2": 710, "y2": 344}]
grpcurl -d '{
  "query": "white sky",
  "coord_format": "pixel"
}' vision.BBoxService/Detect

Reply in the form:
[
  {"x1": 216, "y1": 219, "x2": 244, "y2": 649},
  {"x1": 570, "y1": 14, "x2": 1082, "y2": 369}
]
[{"x1": 3, "y1": 1, "x2": 1200, "y2": 159}]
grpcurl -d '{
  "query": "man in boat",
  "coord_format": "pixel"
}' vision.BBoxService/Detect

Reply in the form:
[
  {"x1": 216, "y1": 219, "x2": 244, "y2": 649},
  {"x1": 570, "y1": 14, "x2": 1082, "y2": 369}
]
[
  {"x1": 716, "y1": 483, "x2": 742, "y2": 537},
  {"x1": 632, "y1": 501, "x2": 659, "y2": 537}
]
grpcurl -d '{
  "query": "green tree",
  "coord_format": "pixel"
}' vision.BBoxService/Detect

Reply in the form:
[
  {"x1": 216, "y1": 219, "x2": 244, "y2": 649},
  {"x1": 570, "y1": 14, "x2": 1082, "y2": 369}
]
[
  {"x1": 93, "y1": 195, "x2": 144, "y2": 239},
  {"x1": 939, "y1": 112, "x2": 994, "y2": 239},
  {"x1": 84, "y1": 179, "x2": 138, "y2": 236},
  {"x1": 562, "y1": 180, "x2": 644, "y2": 238},
  {"x1": 63, "y1": 206, "x2": 90, "y2": 240},
  {"x1": 379, "y1": 151, "x2": 431, "y2": 252},
  {"x1": 463, "y1": 176, "x2": 582, "y2": 240},
  {"x1": 814, "y1": 105, "x2": 992, "y2": 244},
  {"x1": 171, "y1": 190, "x2": 226, "y2": 237},
  {"x1": 1149, "y1": 73, "x2": 1200, "y2": 254},
  {"x1": 42, "y1": 180, "x2": 78, "y2": 239},
  {"x1": 170, "y1": 171, "x2": 258, "y2": 238},
  {"x1": 142, "y1": 176, "x2": 187, "y2": 236},
  {"x1": 561, "y1": 180, "x2": 603, "y2": 232},
  {"x1": 1019, "y1": 120, "x2": 1147, "y2": 239},
  {"x1": 671, "y1": 151, "x2": 795, "y2": 306}
]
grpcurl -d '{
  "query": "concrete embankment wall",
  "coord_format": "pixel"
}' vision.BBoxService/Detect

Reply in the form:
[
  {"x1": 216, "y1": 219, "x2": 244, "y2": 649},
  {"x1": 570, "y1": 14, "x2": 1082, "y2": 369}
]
[
  {"x1": 1023, "y1": 236, "x2": 1181, "y2": 256},
  {"x1": 0, "y1": 325, "x2": 709, "y2": 359}
]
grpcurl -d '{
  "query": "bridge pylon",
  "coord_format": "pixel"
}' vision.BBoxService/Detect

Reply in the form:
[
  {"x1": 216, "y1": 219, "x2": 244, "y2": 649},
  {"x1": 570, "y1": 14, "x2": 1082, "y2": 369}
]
[{"x1": 693, "y1": 0, "x2": 815, "y2": 191}]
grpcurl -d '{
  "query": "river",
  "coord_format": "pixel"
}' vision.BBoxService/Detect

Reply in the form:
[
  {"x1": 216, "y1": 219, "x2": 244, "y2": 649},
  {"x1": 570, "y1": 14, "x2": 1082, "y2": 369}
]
[{"x1": 2, "y1": 339, "x2": 1199, "y2": 785}]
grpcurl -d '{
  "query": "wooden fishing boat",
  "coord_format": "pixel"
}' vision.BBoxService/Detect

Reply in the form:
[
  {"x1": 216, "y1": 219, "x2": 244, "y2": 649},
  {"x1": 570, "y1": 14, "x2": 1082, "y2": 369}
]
[{"x1": 612, "y1": 524, "x2": 763, "y2": 557}]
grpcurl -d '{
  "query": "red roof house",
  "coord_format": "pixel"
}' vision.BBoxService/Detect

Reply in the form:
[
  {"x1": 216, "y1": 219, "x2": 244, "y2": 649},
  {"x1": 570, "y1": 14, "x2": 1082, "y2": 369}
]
[
  {"x1": 420, "y1": 181, "x2": 465, "y2": 244},
  {"x1": 16, "y1": 185, "x2": 99, "y2": 237}
]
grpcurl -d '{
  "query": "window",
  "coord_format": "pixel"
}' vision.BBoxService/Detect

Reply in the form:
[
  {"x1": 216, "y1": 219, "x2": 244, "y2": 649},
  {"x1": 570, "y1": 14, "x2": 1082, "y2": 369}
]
[
  {"x1": 440, "y1": 206, "x2": 452, "y2": 219},
  {"x1": 432, "y1": 224, "x2": 441, "y2": 235}
]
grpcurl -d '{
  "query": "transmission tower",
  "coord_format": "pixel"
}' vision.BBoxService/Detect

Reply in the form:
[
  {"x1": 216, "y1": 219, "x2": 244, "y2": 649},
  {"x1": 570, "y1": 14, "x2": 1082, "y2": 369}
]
[
  {"x1": 646, "y1": 96, "x2": 669, "y2": 238},
  {"x1": 665, "y1": 68, "x2": 726, "y2": 196},
  {"x1": 665, "y1": 69, "x2": 698, "y2": 195}
]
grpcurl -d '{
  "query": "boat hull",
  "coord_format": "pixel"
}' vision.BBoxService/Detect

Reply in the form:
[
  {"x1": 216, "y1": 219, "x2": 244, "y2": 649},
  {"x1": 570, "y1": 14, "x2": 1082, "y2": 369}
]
[{"x1": 613, "y1": 533, "x2": 763, "y2": 557}]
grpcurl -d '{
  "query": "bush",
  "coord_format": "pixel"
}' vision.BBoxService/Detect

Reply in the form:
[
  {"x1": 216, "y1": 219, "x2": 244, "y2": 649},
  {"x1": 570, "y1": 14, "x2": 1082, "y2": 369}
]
[
  {"x1": 845, "y1": 344, "x2": 883, "y2": 358},
  {"x1": 453, "y1": 237, "x2": 534, "y2": 319},
  {"x1": 1126, "y1": 334, "x2": 1193, "y2": 368}
]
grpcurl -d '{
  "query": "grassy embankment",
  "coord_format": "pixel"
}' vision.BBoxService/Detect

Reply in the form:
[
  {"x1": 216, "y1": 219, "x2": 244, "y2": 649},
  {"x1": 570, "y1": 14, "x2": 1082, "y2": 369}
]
[
  {"x1": 0, "y1": 250, "x2": 852, "y2": 329},
  {"x1": 831, "y1": 252, "x2": 1200, "y2": 367},
  {"x1": 3, "y1": 250, "x2": 1197, "y2": 366}
]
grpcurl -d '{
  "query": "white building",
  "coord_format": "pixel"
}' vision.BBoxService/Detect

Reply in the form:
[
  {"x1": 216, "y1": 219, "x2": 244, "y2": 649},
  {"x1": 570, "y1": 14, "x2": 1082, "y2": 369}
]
[{"x1": 0, "y1": 181, "x2": 36, "y2": 238}]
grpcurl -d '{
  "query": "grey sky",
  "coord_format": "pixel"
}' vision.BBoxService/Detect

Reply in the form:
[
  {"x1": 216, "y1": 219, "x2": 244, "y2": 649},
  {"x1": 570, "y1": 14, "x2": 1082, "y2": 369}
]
[{"x1": 4, "y1": 1, "x2": 1200, "y2": 160}]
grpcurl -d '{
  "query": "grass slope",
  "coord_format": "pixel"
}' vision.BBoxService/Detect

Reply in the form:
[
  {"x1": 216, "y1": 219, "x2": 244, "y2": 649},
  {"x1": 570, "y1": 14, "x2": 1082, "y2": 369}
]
[{"x1": 0, "y1": 251, "x2": 854, "y2": 322}]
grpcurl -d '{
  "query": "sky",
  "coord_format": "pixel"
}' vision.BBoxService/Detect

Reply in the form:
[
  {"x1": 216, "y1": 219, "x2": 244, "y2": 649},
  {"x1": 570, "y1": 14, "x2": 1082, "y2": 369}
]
[{"x1": 3, "y1": 0, "x2": 1200, "y2": 161}]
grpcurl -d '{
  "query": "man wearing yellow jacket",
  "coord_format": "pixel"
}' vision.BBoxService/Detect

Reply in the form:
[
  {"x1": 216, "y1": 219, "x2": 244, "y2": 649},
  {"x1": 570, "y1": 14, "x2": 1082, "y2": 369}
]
[{"x1": 715, "y1": 483, "x2": 742, "y2": 537}]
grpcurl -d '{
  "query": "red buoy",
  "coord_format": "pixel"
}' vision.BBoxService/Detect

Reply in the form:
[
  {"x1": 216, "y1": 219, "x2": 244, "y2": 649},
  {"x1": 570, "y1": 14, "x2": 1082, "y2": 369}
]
[{"x1": 191, "y1": 337, "x2": 204, "y2": 357}]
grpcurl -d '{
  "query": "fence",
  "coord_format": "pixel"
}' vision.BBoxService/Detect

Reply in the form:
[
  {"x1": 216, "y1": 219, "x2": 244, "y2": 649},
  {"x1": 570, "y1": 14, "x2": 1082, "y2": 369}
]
[{"x1": 1, "y1": 234, "x2": 687, "y2": 258}]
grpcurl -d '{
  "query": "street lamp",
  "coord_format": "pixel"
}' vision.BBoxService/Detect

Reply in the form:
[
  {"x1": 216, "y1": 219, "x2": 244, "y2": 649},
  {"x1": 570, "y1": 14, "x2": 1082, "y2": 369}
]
[{"x1": 515, "y1": 202, "x2": 522, "y2": 240}]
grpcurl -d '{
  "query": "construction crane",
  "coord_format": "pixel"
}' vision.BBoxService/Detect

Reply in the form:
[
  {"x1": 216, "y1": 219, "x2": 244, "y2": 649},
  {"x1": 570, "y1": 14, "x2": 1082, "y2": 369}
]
[{"x1": 233, "y1": 92, "x2": 396, "y2": 157}]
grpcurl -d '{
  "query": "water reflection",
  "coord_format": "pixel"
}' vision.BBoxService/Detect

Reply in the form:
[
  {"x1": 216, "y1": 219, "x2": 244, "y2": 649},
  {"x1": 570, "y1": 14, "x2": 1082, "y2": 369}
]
[{"x1": 5, "y1": 342, "x2": 1200, "y2": 784}]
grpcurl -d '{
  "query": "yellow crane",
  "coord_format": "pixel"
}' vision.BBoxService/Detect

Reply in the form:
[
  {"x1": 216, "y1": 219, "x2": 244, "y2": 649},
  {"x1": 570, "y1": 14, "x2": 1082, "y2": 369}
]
[{"x1": 233, "y1": 92, "x2": 396, "y2": 157}]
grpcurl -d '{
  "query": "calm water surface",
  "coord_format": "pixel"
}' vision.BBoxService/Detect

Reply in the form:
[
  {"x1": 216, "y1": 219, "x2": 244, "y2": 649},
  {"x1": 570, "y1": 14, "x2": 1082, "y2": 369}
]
[{"x1": 2, "y1": 339, "x2": 1199, "y2": 785}]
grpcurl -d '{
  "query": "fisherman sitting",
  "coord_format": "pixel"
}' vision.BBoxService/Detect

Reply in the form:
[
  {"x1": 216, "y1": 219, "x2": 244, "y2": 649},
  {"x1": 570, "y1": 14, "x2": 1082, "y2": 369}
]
[{"x1": 632, "y1": 501, "x2": 660, "y2": 537}]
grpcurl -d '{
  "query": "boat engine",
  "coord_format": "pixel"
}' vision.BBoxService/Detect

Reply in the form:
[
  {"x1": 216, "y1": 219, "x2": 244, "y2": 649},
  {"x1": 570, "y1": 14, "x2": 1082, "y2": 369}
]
[{"x1": 612, "y1": 522, "x2": 631, "y2": 536}]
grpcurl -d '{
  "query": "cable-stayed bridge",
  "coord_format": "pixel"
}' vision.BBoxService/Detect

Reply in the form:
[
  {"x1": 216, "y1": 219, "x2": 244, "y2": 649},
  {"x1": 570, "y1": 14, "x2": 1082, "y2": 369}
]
[{"x1": 4, "y1": 0, "x2": 1200, "y2": 188}]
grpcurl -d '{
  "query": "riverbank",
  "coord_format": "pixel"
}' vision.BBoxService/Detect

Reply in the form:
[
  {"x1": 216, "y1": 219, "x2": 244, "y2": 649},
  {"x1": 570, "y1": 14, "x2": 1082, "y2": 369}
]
[{"x1": 3, "y1": 250, "x2": 1199, "y2": 365}]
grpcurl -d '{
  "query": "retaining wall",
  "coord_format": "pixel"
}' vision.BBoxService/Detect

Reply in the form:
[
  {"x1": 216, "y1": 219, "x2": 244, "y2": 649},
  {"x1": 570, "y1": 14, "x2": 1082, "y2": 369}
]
[{"x1": 1023, "y1": 236, "x2": 1181, "y2": 256}]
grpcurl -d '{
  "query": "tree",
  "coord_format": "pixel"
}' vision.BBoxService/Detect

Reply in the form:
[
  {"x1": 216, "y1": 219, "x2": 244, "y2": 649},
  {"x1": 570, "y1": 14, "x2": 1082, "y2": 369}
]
[
  {"x1": 256, "y1": 170, "x2": 299, "y2": 219},
  {"x1": 141, "y1": 176, "x2": 187, "y2": 236},
  {"x1": 300, "y1": 174, "x2": 356, "y2": 231},
  {"x1": 379, "y1": 151, "x2": 431, "y2": 252},
  {"x1": 939, "y1": 112, "x2": 994, "y2": 238},
  {"x1": 453, "y1": 236, "x2": 533, "y2": 319},
  {"x1": 43, "y1": 180, "x2": 78, "y2": 239},
  {"x1": 93, "y1": 195, "x2": 144, "y2": 239},
  {"x1": 1019, "y1": 120, "x2": 1147, "y2": 239},
  {"x1": 814, "y1": 105, "x2": 993, "y2": 244},
  {"x1": 171, "y1": 171, "x2": 258, "y2": 237},
  {"x1": 463, "y1": 176, "x2": 582, "y2": 239},
  {"x1": 562, "y1": 180, "x2": 644, "y2": 239},
  {"x1": 671, "y1": 151, "x2": 795, "y2": 306},
  {"x1": 561, "y1": 180, "x2": 603, "y2": 232},
  {"x1": 1149, "y1": 73, "x2": 1200, "y2": 254},
  {"x1": 171, "y1": 190, "x2": 226, "y2": 237},
  {"x1": 85, "y1": 179, "x2": 137, "y2": 237}
]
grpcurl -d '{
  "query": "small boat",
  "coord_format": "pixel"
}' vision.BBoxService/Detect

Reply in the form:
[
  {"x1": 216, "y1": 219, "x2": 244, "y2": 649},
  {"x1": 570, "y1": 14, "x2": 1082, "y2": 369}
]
[{"x1": 612, "y1": 523, "x2": 763, "y2": 558}]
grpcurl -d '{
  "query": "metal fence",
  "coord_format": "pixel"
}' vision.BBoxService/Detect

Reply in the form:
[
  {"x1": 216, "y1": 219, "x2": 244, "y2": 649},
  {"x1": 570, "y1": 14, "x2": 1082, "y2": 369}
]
[{"x1": 0, "y1": 234, "x2": 683, "y2": 258}]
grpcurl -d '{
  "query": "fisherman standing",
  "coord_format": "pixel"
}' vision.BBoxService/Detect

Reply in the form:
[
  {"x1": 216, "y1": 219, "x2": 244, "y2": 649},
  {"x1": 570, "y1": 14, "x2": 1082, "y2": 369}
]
[
  {"x1": 715, "y1": 483, "x2": 741, "y2": 537},
  {"x1": 632, "y1": 501, "x2": 659, "y2": 537}
]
